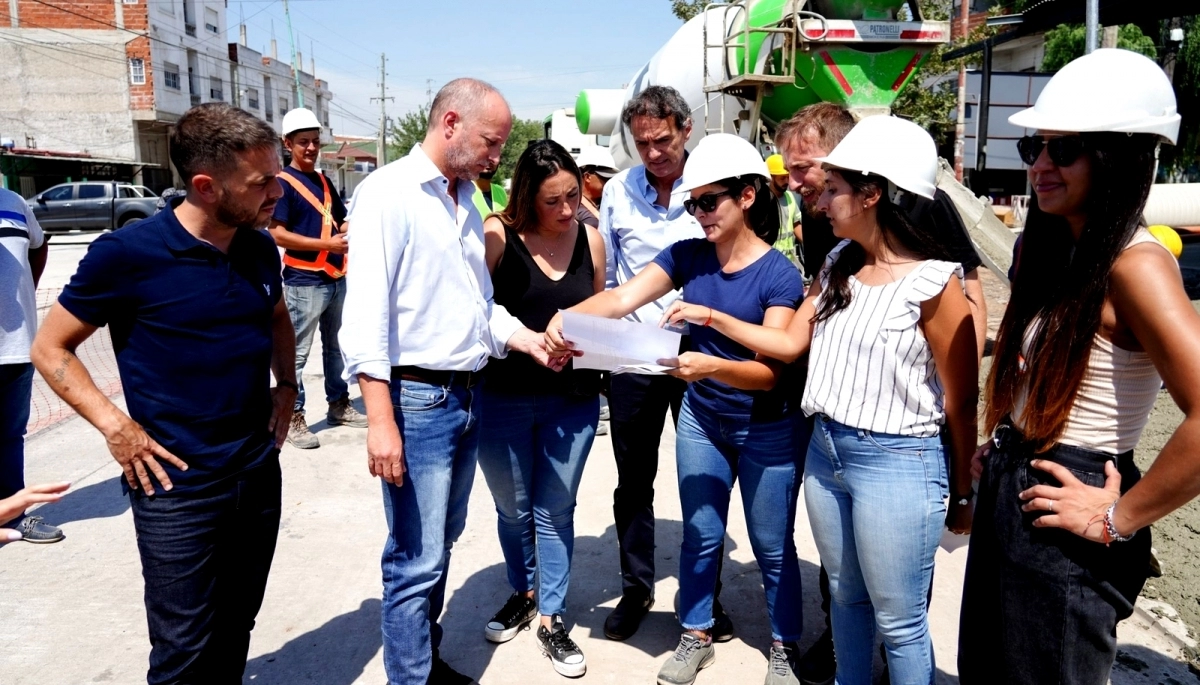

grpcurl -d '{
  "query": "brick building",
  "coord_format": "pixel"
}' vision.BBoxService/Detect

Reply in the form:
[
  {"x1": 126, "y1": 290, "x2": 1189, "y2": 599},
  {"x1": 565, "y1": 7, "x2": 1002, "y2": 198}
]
[{"x1": 0, "y1": 0, "x2": 333, "y2": 194}]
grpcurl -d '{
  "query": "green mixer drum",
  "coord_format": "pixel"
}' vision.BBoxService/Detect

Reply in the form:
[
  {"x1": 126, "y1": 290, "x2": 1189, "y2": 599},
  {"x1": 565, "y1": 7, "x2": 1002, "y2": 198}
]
[
  {"x1": 734, "y1": 0, "x2": 934, "y2": 119},
  {"x1": 808, "y1": 0, "x2": 908, "y2": 20},
  {"x1": 763, "y1": 47, "x2": 930, "y2": 120}
]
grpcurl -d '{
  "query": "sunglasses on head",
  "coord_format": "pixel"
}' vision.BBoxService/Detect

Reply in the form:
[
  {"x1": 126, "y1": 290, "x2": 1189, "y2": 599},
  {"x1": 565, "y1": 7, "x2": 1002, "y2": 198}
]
[
  {"x1": 683, "y1": 190, "x2": 735, "y2": 215},
  {"x1": 1016, "y1": 135, "x2": 1086, "y2": 167}
]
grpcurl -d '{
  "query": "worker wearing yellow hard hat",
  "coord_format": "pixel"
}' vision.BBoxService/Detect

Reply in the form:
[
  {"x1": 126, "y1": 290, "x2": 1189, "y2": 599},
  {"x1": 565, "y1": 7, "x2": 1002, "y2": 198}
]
[{"x1": 765, "y1": 153, "x2": 802, "y2": 267}]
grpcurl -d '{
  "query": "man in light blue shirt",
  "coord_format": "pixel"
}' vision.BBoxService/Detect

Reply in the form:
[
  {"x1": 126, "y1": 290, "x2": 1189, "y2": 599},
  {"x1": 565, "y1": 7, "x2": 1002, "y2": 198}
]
[{"x1": 595, "y1": 86, "x2": 737, "y2": 644}]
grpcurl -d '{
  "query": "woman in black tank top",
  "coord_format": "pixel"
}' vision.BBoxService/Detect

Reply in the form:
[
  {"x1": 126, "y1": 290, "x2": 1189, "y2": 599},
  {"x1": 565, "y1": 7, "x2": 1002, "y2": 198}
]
[{"x1": 475, "y1": 140, "x2": 606, "y2": 676}]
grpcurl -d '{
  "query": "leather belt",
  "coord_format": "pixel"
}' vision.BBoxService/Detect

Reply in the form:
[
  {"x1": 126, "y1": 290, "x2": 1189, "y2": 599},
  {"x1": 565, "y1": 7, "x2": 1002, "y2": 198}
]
[{"x1": 391, "y1": 365, "x2": 480, "y2": 389}]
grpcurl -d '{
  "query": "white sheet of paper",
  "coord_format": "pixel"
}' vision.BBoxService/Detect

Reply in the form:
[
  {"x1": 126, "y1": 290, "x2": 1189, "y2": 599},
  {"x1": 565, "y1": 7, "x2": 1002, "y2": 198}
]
[{"x1": 560, "y1": 311, "x2": 682, "y2": 375}]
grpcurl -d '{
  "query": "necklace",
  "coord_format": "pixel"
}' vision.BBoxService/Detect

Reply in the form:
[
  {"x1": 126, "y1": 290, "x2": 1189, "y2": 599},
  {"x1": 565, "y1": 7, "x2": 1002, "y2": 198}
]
[{"x1": 532, "y1": 229, "x2": 568, "y2": 257}]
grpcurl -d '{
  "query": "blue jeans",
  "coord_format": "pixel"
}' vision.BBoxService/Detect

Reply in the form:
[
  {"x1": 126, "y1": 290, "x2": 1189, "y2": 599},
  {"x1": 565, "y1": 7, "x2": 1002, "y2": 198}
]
[
  {"x1": 477, "y1": 390, "x2": 598, "y2": 617},
  {"x1": 675, "y1": 396, "x2": 805, "y2": 642},
  {"x1": 380, "y1": 378, "x2": 480, "y2": 685},
  {"x1": 0, "y1": 363, "x2": 34, "y2": 501},
  {"x1": 284, "y1": 280, "x2": 348, "y2": 411},
  {"x1": 805, "y1": 415, "x2": 947, "y2": 685},
  {"x1": 129, "y1": 461, "x2": 281, "y2": 685}
]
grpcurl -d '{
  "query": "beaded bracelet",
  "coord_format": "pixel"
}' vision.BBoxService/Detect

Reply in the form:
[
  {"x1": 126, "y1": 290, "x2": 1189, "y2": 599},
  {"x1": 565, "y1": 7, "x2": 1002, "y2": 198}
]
[{"x1": 1103, "y1": 501, "x2": 1134, "y2": 544}]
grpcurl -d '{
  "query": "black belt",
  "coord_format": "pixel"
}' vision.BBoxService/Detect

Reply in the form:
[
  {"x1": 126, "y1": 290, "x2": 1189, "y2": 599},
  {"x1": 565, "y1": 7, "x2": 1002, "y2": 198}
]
[{"x1": 391, "y1": 365, "x2": 480, "y2": 389}]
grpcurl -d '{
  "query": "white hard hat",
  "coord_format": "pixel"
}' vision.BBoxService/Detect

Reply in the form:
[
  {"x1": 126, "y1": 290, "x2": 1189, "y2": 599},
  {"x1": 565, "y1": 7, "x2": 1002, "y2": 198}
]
[
  {"x1": 1008, "y1": 49, "x2": 1179, "y2": 145},
  {"x1": 815, "y1": 115, "x2": 937, "y2": 199},
  {"x1": 677, "y1": 134, "x2": 769, "y2": 194},
  {"x1": 281, "y1": 108, "x2": 322, "y2": 137},
  {"x1": 575, "y1": 146, "x2": 618, "y2": 176}
]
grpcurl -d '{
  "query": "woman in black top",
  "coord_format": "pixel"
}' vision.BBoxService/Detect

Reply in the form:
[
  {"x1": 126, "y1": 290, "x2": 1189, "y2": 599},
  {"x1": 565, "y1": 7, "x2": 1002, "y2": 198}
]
[{"x1": 476, "y1": 140, "x2": 607, "y2": 678}]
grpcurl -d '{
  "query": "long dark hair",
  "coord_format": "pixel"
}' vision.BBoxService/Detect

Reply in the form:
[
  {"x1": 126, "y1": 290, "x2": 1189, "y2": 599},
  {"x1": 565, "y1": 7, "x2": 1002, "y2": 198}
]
[
  {"x1": 711, "y1": 174, "x2": 780, "y2": 244},
  {"x1": 814, "y1": 170, "x2": 956, "y2": 323},
  {"x1": 497, "y1": 139, "x2": 581, "y2": 232},
  {"x1": 984, "y1": 133, "x2": 1158, "y2": 449}
]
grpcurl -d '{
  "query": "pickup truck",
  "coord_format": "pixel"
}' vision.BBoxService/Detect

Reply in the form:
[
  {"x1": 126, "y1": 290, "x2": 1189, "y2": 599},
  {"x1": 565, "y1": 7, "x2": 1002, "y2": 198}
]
[{"x1": 28, "y1": 181, "x2": 161, "y2": 233}]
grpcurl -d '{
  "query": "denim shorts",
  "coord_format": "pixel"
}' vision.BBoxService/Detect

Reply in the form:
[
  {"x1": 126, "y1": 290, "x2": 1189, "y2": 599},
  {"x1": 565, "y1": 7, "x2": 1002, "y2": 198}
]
[{"x1": 958, "y1": 423, "x2": 1151, "y2": 685}]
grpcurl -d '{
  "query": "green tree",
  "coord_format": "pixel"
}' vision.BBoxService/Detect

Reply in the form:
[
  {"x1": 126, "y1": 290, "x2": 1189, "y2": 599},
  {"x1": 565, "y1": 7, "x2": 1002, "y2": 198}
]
[
  {"x1": 1163, "y1": 15, "x2": 1200, "y2": 180},
  {"x1": 670, "y1": 0, "x2": 705, "y2": 22},
  {"x1": 388, "y1": 105, "x2": 429, "y2": 162},
  {"x1": 496, "y1": 117, "x2": 544, "y2": 182},
  {"x1": 1041, "y1": 24, "x2": 1157, "y2": 72},
  {"x1": 387, "y1": 107, "x2": 543, "y2": 183}
]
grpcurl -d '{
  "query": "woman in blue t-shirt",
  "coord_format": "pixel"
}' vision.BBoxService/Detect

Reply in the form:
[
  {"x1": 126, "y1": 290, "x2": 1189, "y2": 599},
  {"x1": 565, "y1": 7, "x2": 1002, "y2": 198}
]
[{"x1": 546, "y1": 134, "x2": 806, "y2": 685}]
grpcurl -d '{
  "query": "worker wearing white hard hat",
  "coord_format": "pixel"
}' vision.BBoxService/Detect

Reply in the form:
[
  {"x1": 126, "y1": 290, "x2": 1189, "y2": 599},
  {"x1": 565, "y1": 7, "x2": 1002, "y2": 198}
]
[
  {"x1": 664, "y1": 118, "x2": 979, "y2": 685},
  {"x1": 960, "y1": 48, "x2": 1199, "y2": 685},
  {"x1": 267, "y1": 108, "x2": 364, "y2": 449},
  {"x1": 546, "y1": 133, "x2": 808, "y2": 685},
  {"x1": 574, "y1": 146, "x2": 618, "y2": 228}
]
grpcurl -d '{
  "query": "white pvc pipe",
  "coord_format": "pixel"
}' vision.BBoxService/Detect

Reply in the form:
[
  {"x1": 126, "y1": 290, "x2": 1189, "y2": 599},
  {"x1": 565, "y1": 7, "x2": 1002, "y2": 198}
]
[{"x1": 1144, "y1": 184, "x2": 1200, "y2": 228}]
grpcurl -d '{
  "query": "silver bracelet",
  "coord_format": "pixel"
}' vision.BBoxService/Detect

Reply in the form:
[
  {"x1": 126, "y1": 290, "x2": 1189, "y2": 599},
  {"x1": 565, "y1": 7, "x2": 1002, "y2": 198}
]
[{"x1": 1104, "y1": 501, "x2": 1135, "y2": 543}]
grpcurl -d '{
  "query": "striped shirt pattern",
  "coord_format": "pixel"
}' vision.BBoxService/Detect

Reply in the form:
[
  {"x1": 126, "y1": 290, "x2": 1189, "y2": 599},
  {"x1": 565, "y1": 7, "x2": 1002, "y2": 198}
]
[{"x1": 802, "y1": 240, "x2": 964, "y2": 437}]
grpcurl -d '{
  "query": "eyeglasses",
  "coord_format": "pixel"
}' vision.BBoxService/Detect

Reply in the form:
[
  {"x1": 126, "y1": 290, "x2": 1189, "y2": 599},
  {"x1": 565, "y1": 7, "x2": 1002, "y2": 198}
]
[
  {"x1": 1016, "y1": 136, "x2": 1086, "y2": 167},
  {"x1": 683, "y1": 190, "x2": 735, "y2": 215}
]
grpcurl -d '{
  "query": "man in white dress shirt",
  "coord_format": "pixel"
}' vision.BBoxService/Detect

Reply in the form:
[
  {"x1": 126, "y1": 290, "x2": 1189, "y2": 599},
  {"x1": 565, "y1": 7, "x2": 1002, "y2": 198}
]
[
  {"x1": 594, "y1": 86, "x2": 740, "y2": 642},
  {"x1": 339, "y1": 78, "x2": 559, "y2": 685}
]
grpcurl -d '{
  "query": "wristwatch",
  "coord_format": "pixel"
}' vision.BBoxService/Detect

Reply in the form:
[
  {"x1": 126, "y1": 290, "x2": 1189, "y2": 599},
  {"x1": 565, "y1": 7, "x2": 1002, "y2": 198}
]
[{"x1": 276, "y1": 379, "x2": 299, "y2": 392}]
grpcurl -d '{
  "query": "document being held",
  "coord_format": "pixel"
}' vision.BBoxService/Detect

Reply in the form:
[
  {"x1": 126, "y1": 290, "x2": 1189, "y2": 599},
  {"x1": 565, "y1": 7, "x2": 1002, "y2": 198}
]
[{"x1": 560, "y1": 311, "x2": 682, "y2": 375}]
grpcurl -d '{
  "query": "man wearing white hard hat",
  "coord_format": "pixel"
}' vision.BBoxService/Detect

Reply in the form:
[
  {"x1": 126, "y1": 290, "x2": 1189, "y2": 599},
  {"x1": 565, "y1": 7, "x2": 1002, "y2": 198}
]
[
  {"x1": 960, "y1": 49, "x2": 1199, "y2": 685},
  {"x1": 268, "y1": 108, "x2": 366, "y2": 450},
  {"x1": 547, "y1": 132, "x2": 807, "y2": 685},
  {"x1": 574, "y1": 145, "x2": 618, "y2": 228},
  {"x1": 662, "y1": 116, "x2": 978, "y2": 685}
]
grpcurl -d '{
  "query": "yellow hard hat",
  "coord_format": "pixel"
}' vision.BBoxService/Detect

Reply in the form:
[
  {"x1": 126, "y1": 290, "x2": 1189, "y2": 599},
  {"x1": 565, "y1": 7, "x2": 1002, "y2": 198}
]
[
  {"x1": 1147, "y1": 224, "x2": 1183, "y2": 259},
  {"x1": 766, "y1": 153, "x2": 787, "y2": 176}
]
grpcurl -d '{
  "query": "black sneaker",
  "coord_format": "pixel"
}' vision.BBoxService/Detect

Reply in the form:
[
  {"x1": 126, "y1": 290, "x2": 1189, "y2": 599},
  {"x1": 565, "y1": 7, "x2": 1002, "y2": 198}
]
[
  {"x1": 4, "y1": 514, "x2": 64, "y2": 544},
  {"x1": 537, "y1": 614, "x2": 586, "y2": 678},
  {"x1": 604, "y1": 589, "x2": 653, "y2": 641},
  {"x1": 428, "y1": 655, "x2": 474, "y2": 685},
  {"x1": 484, "y1": 592, "x2": 537, "y2": 643},
  {"x1": 797, "y1": 628, "x2": 835, "y2": 685},
  {"x1": 711, "y1": 598, "x2": 734, "y2": 643}
]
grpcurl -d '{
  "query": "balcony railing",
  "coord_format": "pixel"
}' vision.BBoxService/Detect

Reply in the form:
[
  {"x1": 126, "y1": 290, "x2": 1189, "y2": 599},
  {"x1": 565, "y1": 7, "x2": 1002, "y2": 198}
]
[{"x1": 185, "y1": 23, "x2": 196, "y2": 37}]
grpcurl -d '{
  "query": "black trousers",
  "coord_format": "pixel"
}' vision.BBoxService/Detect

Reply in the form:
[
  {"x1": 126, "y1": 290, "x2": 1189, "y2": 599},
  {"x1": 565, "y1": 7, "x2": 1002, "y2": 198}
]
[
  {"x1": 958, "y1": 428, "x2": 1150, "y2": 685},
  {"x1": 129, "y1": 461, "x2": 282, "y2": 685},
  {"x1": 608, "y1": 372, "x2": 694, "y2": 596}
]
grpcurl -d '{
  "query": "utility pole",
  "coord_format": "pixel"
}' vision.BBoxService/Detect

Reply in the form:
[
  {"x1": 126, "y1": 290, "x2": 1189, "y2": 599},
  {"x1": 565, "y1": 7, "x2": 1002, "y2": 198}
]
[
  {"x1": 283, "y1": 0, "x2": 303, "y2": 108},
  {"x1": 371, "y1": 54, "x2": 394, "y2": 167},
  {"x1": 426, "y1": 79, "x2": 434, "y2": 109},
  {"x1": 953, "y1": 0, "x2": 970, "y2": 183},
  {"x1": 1084, "y1": 0, "x2": 1100, "y2": 54}
]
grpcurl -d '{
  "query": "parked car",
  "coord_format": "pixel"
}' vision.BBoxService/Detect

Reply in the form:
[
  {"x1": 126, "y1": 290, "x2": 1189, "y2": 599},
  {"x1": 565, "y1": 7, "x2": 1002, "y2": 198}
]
[{"x1": 28, "y1": 182, "x2": 160, "y2": 233}]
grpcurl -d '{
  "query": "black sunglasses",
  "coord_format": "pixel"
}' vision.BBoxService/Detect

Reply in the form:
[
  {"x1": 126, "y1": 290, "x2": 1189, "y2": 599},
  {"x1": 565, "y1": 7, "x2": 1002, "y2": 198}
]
[
  {"x1": 1016, "y1": 136, "x2": 1087, "y2": 167},
  {"x1": 683, "y1": 190, "x2": 735, "y2": 216}
]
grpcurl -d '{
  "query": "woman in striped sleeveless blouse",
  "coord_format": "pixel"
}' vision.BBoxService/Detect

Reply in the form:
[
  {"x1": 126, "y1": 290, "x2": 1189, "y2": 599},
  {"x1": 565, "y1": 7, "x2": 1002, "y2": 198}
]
[{"x1": 662, "y1": 116, "x2": 978, "y2": 685}]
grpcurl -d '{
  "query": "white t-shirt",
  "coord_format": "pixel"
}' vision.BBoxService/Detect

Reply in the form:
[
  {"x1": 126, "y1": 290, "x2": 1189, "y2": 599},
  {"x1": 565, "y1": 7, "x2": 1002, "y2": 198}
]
[{"x1": 0, "y1": 188, "x2": 45, "y2": 364}]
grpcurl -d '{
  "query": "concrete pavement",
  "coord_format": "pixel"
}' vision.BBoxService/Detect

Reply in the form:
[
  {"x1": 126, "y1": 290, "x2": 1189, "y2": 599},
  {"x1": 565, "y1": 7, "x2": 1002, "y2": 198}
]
[{"x1": 3, "y1": 356, "x2": 1198, "y2": 684}]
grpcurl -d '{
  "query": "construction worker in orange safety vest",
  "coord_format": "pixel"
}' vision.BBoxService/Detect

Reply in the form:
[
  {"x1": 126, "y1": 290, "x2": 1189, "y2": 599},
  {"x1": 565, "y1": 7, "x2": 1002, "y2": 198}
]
[{"x1": 267, "y1": 107, "x2": 368, "y2": 450}]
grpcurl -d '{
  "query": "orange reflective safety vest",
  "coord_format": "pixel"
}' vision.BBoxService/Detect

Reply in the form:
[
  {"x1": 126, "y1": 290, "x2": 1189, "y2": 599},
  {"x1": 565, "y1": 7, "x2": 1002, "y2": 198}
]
[{"x1": 278, "y1": 170, "x2": 346, "y2": 279}]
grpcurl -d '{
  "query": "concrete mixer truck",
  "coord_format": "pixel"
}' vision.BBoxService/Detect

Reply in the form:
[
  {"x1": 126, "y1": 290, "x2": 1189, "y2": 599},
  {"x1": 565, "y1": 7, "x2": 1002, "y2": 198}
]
[{"x1": 562, "y1": 0, "x2": 951, "y2": 168}]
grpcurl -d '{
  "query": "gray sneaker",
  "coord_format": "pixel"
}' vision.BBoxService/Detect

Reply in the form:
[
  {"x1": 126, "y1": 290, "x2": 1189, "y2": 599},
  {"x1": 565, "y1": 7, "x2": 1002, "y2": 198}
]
[
  {"x1": 595, "y1": 421, "x2": 609, "y2": 436},
  {"x1": 5, "y1": 514, "x2": 64, "y2": 544},
  {"x1": 764, "y1": 642, "x2": 801, "y2": 685},
  {"x1": 658, "y1": 633, "x2": 715, "y2": 685},
  {"x1": 287, "y1": 412, "x2": 320, "y2": 449},
  {"x1": 327, "y1": 397, "x2": 368, "y2": 428}
]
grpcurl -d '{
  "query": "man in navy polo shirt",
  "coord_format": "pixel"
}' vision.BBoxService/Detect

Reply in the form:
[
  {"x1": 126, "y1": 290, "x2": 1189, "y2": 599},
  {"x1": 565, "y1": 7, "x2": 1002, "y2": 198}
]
[
  {"x1": 268, "y1": 107, "x2": 366, "y2": 450},
  {"x1": 31, "y1": 103, "x2": 297, "y2": 685}
]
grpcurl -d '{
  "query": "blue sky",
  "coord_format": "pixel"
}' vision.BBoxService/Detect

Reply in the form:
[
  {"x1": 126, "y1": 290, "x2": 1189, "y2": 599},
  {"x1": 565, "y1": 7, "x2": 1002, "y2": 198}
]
[{"x1": 228, "y1": 0, "x2": 689, "y2": 137}]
